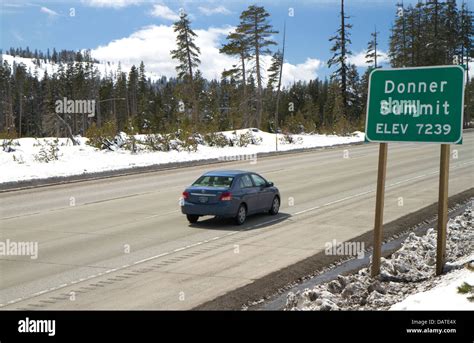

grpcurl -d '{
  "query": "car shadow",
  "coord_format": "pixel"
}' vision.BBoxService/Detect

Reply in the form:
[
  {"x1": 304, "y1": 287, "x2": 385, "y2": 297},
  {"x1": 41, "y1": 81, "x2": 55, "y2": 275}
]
[{"x1": 188, "y1": 212, "x2": 292, "y2": 231}]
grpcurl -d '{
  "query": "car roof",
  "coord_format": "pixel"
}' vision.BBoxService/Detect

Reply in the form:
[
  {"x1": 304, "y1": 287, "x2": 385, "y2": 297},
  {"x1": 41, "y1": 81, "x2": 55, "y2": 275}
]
[{"x1": 203, "y1": 170, "x2": 250, "y2": 177}]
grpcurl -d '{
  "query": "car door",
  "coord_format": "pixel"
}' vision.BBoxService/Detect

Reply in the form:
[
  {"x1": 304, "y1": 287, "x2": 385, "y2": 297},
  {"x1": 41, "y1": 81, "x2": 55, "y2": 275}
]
[
  {"x1": 238, "y1": 174, "x2": 259, "y2": 214},
  {"x1": 250, "y1": 173, "x2": 274, "y2": 211}
]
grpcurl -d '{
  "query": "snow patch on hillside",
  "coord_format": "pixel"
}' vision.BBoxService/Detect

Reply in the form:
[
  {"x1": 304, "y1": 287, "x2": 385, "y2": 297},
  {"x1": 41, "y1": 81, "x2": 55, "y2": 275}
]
[{"x1": 1, "y1": 54, "x2": 163, "y2": 81}]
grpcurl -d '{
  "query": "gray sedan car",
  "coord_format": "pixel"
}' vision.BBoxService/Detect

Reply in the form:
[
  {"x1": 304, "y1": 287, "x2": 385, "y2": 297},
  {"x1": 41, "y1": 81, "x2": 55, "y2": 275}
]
[{"x1": 181, "y1": 170, "x2": 280, "y2": 225}]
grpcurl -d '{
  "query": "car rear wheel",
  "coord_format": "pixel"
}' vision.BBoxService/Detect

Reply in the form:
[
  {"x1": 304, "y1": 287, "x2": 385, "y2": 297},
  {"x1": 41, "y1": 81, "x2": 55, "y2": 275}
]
[
  {"x1": 269, "y1": 196, "x2": 280, "y2": 215},
  {"x1": 235, "y1": 204, "x2": 247, "y2": 225},
  {"x1": 186, "y1": 214, "x2": 199, "y2": 224}
]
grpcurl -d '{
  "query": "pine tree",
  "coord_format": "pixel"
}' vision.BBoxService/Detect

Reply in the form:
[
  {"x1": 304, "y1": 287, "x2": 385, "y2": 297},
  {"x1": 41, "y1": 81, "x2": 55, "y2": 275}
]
[
  {"x1": 464, "y1": 78, "x2": 473, "y2": 127},
  {"x1": 0, "y1": 61, "x2": 14, "y2": 133},
  {"x1": 460, "y1": 1, "x2": 474, "y2": 74},
  {"x1": 346, "y1": 64, "x2": 362, "y2": 122},
  {"x1": 443, "y1": 0, "x2": 460, "y2": 65},
  {"x1": 323, "y1": 81, "x2": 341, "y2": 129},
  {"x1": 115, "y1": 68, "x2": 129, "y2": 132},
  {"x1": 424, "y1": 0, "x2": 446, "y2": 65},
  {"x1": 40, "y1": 70, "x2": 56, "y2": 136},
  {"x1": 269, "y1": 49, "x2": 285, "y2": 133},
  {"x1": 328, "y1": 0, "x2": 352, "y2": 117},
  {"x1": 128, "y1": 65, "x2": 138, "y2": 124},
  {"x1": 365, "y1": 27, "x2": 381, "y2": 69},
  {"x1": 13, "y1": 63, "x2": 27, "y2": 137},
  {"x1": 389, "y1": 2, "x2": 409, "y2": 67},
  {"x1": 239, "y1": 5, "x2": 278, "y2": 128},
  {"x1": 170, "y1": 11, "x2": 201, "y2": 124},
  {"x1": 220, "y1": 27, "x2": 251, "y2": 127},
  {"x1": 267, "y1": 50, "x2": 283, "y2": 90},
  {"x1": 51, "y1": 48, "x2": 58, "y2": 64},
  {"x1": 137, "y1": 61, "x2": 150, "y2": 132}
]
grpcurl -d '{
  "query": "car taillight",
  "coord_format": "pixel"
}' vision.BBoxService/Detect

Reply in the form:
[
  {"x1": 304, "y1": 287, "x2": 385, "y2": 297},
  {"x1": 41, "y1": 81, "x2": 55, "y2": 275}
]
[
  {"x1": 220, "y1": 192, "x2": 232, "y2": 201},
  {"x1": 182, "y1": 191, "x2": 189, "y2": 200}
]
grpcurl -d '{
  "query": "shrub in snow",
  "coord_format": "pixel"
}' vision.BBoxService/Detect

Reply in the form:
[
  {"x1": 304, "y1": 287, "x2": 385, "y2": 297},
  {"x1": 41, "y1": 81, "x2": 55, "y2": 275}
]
[
  {"x1": 168, "y1": 139, "x2": 181, "y2": 151},
  {"x1": 279, "y1": 134, "x2": 303, "y2": 145},
  {"x1": 1, "y1": 129, "x2": 20, "y2": 152},
  {"x1": 143, "y1": 134, "x2": 171, "y2": 152},
  {"x1": 457, "y1": 281, "x2": 474, "y2": 302},
  {"x1": 122, "y1": 135, "x2": 138, "y2": 153},
  {"x1": 2, "y1": 138, "x2": 19, "y2": 153},
  {"x1": 233, "y1": 131, "x2": 252, "y2": 147},
  {"x1": 180, "y1": 135, "x2": 199, "y2": 152},
  {"x1": 85, "y1": 121, "x2": 117, "y2": 149},
  {"x1": 34, "y1": 138, "x2": 60, "y2": 163},
  {"x1": 280, "y1": 134, "x2": 294, "y2": 144},
  {"x1": 285, "y1": 206, "x2": 473, "y2": 311},
  {"x1": 191, "y1": 133, "x2": 204, "y2": 145},
  {"x1": 230, "y1": 131, "x2": 262, "y2": 147},
  {"x1": 457, "y1": 282, "x2": 473, "y2": 294},
  {"x1": 204, "y1": 132, "x2": 230, "y2": 147},
  {"x1": 175, "y1": 128, "x2": 199, "y2": 152},
  {"x1": 12, "y1": 154, "x2": 25, "y2": 164}
]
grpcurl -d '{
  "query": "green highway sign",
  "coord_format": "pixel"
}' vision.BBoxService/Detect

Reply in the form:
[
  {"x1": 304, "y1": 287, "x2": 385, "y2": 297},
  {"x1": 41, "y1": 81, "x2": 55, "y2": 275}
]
[{"x1": 365, "y1": 65, "x2": 465, "y2": 144}]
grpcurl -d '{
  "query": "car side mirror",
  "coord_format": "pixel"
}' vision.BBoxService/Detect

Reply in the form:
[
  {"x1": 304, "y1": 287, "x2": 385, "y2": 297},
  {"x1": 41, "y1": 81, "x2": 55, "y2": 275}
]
[{"x1": 267, "y1": 182, "x2": 274, "y2": 187}]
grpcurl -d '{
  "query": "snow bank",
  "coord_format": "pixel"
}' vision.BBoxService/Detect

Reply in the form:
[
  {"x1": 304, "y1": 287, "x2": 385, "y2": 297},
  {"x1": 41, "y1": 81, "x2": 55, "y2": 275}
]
[
  {"x1": 285, "y1": 205, "x2": 473, "y2": 311},
  {"x1": 0, "y1": 129, "x2": 364, "y2": 184}
]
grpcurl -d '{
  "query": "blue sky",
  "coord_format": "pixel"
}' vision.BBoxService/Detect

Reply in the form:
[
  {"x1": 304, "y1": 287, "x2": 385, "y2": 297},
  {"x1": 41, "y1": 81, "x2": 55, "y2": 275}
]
[{"x1": 0, "y1": 0, "x2": 443, "y2": 81}]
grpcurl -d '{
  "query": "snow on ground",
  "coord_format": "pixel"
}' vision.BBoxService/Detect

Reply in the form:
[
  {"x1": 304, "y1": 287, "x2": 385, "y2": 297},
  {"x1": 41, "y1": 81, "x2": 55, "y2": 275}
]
[
  {"x1": 390, "y1": 265, "x2": 474, "y2": 310},
  {"x1": 1, "y1": 55, "x2": 59, "y2": 78},
  {"x1": 285, "y1": 204, "x2": 473, "y2": 311},
  {"x1": 0, "y1": 129, "x2": 364, "y2": 184}
]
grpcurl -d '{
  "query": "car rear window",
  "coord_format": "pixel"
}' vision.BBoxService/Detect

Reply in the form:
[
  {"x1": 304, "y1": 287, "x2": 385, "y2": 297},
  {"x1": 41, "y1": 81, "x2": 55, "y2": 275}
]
[{"x1": 192, "y1": 175, "x2": 234, "y2": 188}]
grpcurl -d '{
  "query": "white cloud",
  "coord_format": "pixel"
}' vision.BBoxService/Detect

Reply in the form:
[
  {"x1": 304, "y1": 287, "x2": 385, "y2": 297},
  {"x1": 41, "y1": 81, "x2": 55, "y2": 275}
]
[
  {"x1": 348, "y1": 50, "x2": 389, "y2": 68},
  {"x1": 198, "y1": 5, "x2": 231, "y2": 16},
  {"x1": 91, "y1": 25, "x2": 235, "y2": 81},
  {"x1": 40, "y1": 6, "x2": 59, "y2": 17},
  {"x1": 150, "y1": 4, "x2": 180, "y2": 21},
  {"x1": 90, "y1": 24, "x2": 322, "y2": 86},
  {"x1": 81, "y1": 0, "x2": 141, "y2": 9},
  {"x1": 281, "y1": 58, "x2": 322, "y2": 86}
]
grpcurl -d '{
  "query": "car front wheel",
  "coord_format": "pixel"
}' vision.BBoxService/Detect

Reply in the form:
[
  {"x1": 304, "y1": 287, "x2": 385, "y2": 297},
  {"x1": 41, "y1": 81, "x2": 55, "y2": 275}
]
[
  {"x1": 186, "y1": 214, "x2": 199, "y2": 224},
  {"x1": 269, "y1": 196, "x2": 280, "y2": 215},
  {"x1": 235, "y1": 204, "x2": 247, "y2": 225}
]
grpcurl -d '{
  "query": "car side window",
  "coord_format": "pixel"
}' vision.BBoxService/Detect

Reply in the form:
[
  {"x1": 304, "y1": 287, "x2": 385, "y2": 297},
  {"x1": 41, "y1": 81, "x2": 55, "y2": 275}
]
[
  {"x1": 240, "y1": 175, "x2": 254, "y2": 188},
  {"x1": 251, "y1": 174, "x2": 267, "y2": 187}
]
